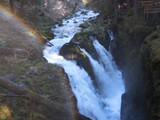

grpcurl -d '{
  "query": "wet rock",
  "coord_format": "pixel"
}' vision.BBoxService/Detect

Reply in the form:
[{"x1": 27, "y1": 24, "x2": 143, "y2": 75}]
[
  {"x1": 0, "y1": 40, "x2": 7, "y2": 46},
  {"x1": 79, "y1": 22, "x2": 90, "y2": 28},
  {"x1": 39, "y1": 11, "x2": 45, "y2": 16},
  {"x1": 71, "y1": 31, "x2": 98, "y2": 59},
  {"x1": 121, "y1": 93, "x2": 149, "y2": 120},
  {"x1": 81, "y1": 11, "x2": 88, "y2": 15},
  {"x1": 110, "y1": 13, "x2": 160, "y2": 120},
  {"x1": 74, "y1": 21, "x2": 78, "y2": 23},
  {"x1": 55, "y1": 20, "x2": 63, "y2": 27},
  {"x1": 140, "y1": 29, "x2": 160, "y2": 119},
  {"x1": 60, "y1": 42, "x2": 95, "y2": 81},
  {"x1": 78, "y1": 114, "x2": 91, "y2": 120}
]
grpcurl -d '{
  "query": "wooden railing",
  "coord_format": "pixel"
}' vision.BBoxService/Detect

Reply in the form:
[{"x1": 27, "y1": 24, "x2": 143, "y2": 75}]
[
  {"x1": 139, "y1": 0, "x2": 160, "y2": 18},
  {"x1": 139, "y1": 0, "x2": 160, "y2": 6}
]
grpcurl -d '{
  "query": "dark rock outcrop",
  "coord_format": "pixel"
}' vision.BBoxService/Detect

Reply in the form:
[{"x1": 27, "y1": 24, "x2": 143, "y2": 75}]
[
  {"x1": 111, "y1": 24, "x2": 151, "y2": 120},
  {"x1": 78, "y1": 114, "x2": 91, "y2": 120},
  {"x1": 111, "y1": 13, "x2": 160, "y2": 120},
  {"x1": 71, "y1": 32, "x2": 98, "y2": 59},
  {"x1": 140, "y1": 28, "x2": 160, "y2": 120},
  {"x1": 121, "y1": 93, "x2": 149, "y2": 120},
  {"x1": 60, "y1": 27, "x2": 110, "y2": 89},
  {"x1": 60, "y1": 41, "x2": 96, "y2": 82}
]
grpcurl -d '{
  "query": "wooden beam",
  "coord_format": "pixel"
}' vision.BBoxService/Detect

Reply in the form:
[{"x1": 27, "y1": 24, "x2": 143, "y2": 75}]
[{"x1": 139, "y1": 1, "x2": 160, "y2": 6}]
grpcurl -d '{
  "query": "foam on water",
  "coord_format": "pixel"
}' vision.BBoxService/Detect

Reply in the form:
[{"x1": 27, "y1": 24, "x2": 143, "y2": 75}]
[
  {"x1": 81, "y1": 39, "x2": 125, "y2": 119},
  {"x1": 43, "y1": 9, "x2": 124, "y2": 120}
]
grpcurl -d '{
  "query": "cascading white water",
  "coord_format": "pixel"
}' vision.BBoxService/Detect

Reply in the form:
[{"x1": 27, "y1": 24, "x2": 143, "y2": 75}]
[
  {"x1": 81, "y1": 39, "x2": 125, "y2": 119},
  {"x1": 43, "y1": 9, "x2": 125, "y2": 120},
  {"x1": 107, "y1": 29, "x2": 114, "y2": 51}
]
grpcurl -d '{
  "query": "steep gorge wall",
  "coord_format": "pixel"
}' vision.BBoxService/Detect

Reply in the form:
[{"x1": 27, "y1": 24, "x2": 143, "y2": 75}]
[
  {"x1": 0, "y1": 1, "x2": 89, "y2": 120},
  {"x1": 141, "y1": 28, "x2": 160, "y2": 120},
  {"x1": 111, "y1": 22, "x2": 151, "y2": 120},
  {"x1": 111, "y1": 14, "x2": 160, "y2": 120},
  {"x1": 81, "y1": 1, "x2": 160, "y2": 120},
  {"x1": 82, "y1": 0, "x2": 113, "y2": 13},
  {"x1": 0, "y1": 9, "x2": 74, "y2": 120},
  {"x1": 1, "y1": 0, "x2": 160, "y2": 119},
  {"x1": 0, "y1": 0, "x2": 84, "y2": 40}
]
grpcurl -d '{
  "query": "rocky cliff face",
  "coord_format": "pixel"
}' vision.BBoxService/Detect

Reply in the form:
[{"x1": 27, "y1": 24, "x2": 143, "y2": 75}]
[
  {"x1": 83, "y1": 0, "x2": 160, "y2": 119},
  {"x1": 0, "y1": 1, "x2": 90, "y2": 120},
  {"x1": 141, "y1": 28, "x2": 160, "y2": 120},
  {"x1": 0, "y1": 0, "x2": 84, "y2": 40},
  {"x1": 111, "y1": 13, "x2": 160, "y2": 120},
  {"x1": 1, "y1": 0, "x2": 160, "y2": 120},
  {"x1": 73, "y1": 1, "x2": 160, "y2": 119},
  {"x1": 0, "y1": 8, "x2": 76, "y2": 120},
  {"x1": 82, "y1": 0, "x2": 113, "y2": 14}
]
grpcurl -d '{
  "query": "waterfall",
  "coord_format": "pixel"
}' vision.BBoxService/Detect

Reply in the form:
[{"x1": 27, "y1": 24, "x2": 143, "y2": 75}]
[
  {"x1": 81, "y1": 39, "x2": 125, "y2": 119},
  {"x1": 107, "y1": 29, "x2": 114, "y2": 51},
  {"x1": 43, "y1": 9, "x2": 125, "y2": 120}
]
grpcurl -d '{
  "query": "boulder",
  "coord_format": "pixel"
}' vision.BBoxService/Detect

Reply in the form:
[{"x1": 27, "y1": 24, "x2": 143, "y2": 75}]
[
  {"x1": 79, "y1": 22, "x2": 90, "y2": 28},
  {"x1": 71, "y1": 32, "x2": 98, "y2": 59},
  {"x1": 60, "y1": 42, "x2": 95, "y2": 81},
  {"x1": 121, "y1": 93, "x2": 149, "y2": 120}
]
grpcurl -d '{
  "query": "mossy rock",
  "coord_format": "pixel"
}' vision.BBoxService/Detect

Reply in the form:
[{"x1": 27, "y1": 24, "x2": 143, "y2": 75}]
[
  {"x1": 71, "y1": 32, "x2": 98, "y2": 59},
  {"x1": 39, "y1": 24, "x2": 54, "y2": 40},
  {"x1": 141, "y1": 29, "x2": 160, "y2": 63},
  {"x1": 32, "y1": 112, "x2": 49, "y2": 120},
  {"x1": 79, "y1": 22, "x2": 90, "y2": 28},
  {"x1": 60, "y1": 42, "x2": 95, "y2": 81},
  {"x1": 0, "y1": 40, "x2": 7, "y2": 47},
  {"x1": 60, "y1": 42, "x2": 86, "y2": 60},
  {"x1": 140, "y1": 28, "x2": 160, "y2": 120}
]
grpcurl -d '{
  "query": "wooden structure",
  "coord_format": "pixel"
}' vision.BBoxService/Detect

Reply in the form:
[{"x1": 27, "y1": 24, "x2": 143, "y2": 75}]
[{"x1": 139, "y1": 0, "x2": 160, "y2": 18}]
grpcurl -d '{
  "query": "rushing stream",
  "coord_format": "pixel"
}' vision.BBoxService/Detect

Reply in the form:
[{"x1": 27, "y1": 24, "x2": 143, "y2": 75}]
[{"x1": 43, "y1": 9, "x2": 125, "y2": 120}]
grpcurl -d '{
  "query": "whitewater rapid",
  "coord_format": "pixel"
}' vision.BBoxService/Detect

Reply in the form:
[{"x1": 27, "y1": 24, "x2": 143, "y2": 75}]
[{"x1": 43, "y1": 9, "x2": 125, "y2": 120}]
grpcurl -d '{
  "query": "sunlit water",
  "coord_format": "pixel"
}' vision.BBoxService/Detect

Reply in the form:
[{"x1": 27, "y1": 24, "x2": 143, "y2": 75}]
[{"x1": 43, "y1": 9, "x2": 125, "y2": 120}]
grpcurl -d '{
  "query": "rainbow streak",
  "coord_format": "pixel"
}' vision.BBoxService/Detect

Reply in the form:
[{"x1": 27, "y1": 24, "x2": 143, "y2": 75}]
[
  {"x1": 0, "y1": 4, "x2": 43, "y2": 44},
  {"x1": 0, "y1": 4, "x2": 79, "y2": 119}
]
